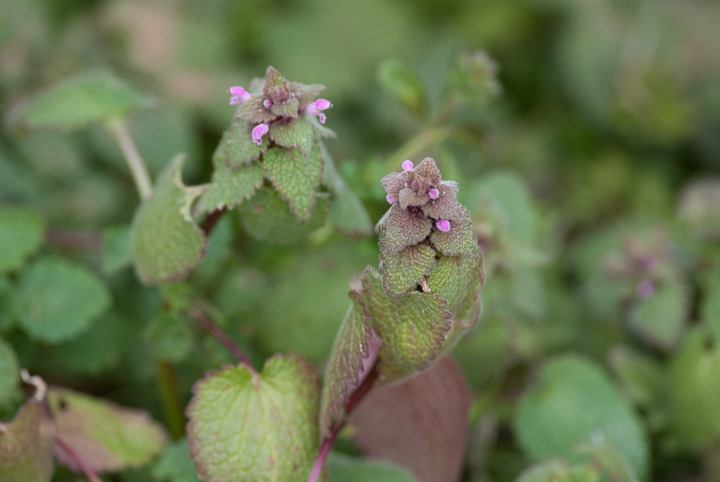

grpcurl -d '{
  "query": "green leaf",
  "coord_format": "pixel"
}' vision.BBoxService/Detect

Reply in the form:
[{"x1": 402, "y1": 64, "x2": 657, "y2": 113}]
[
  {"x1": 269, "y1": 117, "x2": 314, "y2": 155},
  {"x1": 8, "y1": 71, "x2": 150, "y2": 130},
  {"x1": 362, "y1": 268, "x2": 453, "y2": 383},
  {"x1": 132, "y1": 156, "x2": 207, "y2": 284},
  {"x1": 143, "y1": 313, "x2": 193, "y2": 363},
  {"x1": 152, "y1": 439, "x2": 202, "y2": 482},
  {"x1": 576, "y1": 443, "x2": 638, "y2": 482},
  {"x1": 319, "y1": 292, "x2": 372, "y2": 437},
  {"x1": 668, "y1": 327, "x2": 720, "y2": 450},
  {"x1": 102, "y1": 225, "x2": 133, "y2": 276},
  {"x1": 0, "y1": 208, "x2": 44, "y2": 275},
  {"x1": 237, "y1": 187, "x2": 329, "y2": 244},
  {"x1": 0, "y1": 277, "x2": 14, "y2": 332},
  {"x1": 381, "y1": 245, "x2": 437, "y2": 299},
  {"x1": 264, "y1": 145, "x2": 324, "y2": 222},
  {"x1": 514, "y1": 356, "x2": 648, "y2": 480},
  {"x1": 13, "y1": 257, "x2": 111, "y2": 343},
  {"x1": 187, "y1": 355, "x2": 320, "y2": 482},
  {"x1": 426, "y1": 254, "x2": 481, "y2": 315},
  {"x1": 0, "y1": 400, "x2": 55, "y2": 482},
  {"x1": 608, "y1": 346, "x2": 664, "y2": 410},
  {"x1": 196, "y1": 161, "x2": 265, "y2": 214},
  {"x1": 515, "y1": 459, "x2": 599, "y2": 482},
  {"x1": 429, "y1": 208, "x2": 478, "y2": 257},
  {"x1": 0, "y1": 339, "x2": 20, "y2": 408},
  {"x1": 328, "y1": 453, "x2": 418, "y2": 482},
  {"x1": 701, "y1": 272, "x2": 720, "y2": 343},
  {"x1": 377, "y1": 60, "x2": 426, "y2": 119},
  {"x1": 628, "y1": 278, "x2": 688, "y2": 350},
  {"x1": 47, "y1": 387, "x2": 168, "y2": 473},
  {"x1": 215, "y1": 119, "x2": 266, "y2": 169}
]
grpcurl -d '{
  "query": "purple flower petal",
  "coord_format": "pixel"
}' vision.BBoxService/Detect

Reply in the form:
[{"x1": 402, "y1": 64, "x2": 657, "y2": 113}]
[
  {"x1": 251, "y1": 123, "x2": 270, "y2": 146},
  {"x1": 428, "y1": 188, "x2": 439, "y2": 200},
  {"x1": 436, "y1": 219, "x2": 451, "y2": 232},
  {"x1": 387, "y1": 194, "x2": 397, "y2": 204},
  {"x1": 227, "y1": 86, "x2": 251, "y2": 105},
  {"x1": 402, "y1": 160, "x2": 414, "y2": 172},
  {"x1": 263, "y1": 99, "x2": 273, "y2": 108}
]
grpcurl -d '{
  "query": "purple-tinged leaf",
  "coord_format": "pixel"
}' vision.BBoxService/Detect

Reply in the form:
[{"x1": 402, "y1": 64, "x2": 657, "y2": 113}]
[
  {"x1": 398, "y1": 188, "x2": 428, "y2": 209},
  {"x1": 421, "y1": 184, "x2": 464, "y2": 221},
  {"x1": 430, "y1": 208, "x2": 478, "y2": 257},
  {"x1": 236, "y1": 96, "x2": 275, "y2": 124},
  {"x1": 215, "y1": 119, "x2": 267, "y2": 169},
  {"x1": 0, "y1": 399, "x2": 55, "y2": 482},
  {"x1": 377, "y1": 205, "x2": 433, "y2": 256},
  {"x1": 349, "y1": 356, "x2": 472, "y2": 482},
  {"x1": 381, "y1": 244, "x2": 437, "y2": 299}
]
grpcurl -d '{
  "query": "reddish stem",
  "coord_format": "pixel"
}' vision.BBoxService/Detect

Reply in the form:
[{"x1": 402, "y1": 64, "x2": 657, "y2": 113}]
[
  {"x1": 188, "y1": 307, "x2": 255, "y2": 373},
  {"x1": 200, "y1": 208, "x2": 226, "y2": 235},
  {"x1": 307, "y1": 364, "x2": 380, "y2": 482},
  {"x1": 54, "y1": 436, "x2": 102, "y2": 482}
]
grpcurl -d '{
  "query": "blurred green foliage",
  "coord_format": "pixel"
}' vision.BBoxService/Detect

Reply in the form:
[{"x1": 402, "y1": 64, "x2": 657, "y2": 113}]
[{"x1": 1, "y1": 0, "x2": 720, "y2": 481}]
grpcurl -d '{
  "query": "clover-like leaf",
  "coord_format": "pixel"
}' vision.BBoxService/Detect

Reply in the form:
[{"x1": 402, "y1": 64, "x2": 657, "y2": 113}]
[
  {"x1": 319, "y1": 292, "x2": 373, "y2": 437},
  {"x1": 0, "y1": 399, "x2": 55, "y2": 482},
  {"x1": 13, "y1": 257, "x2": 111, "y2": 343},
  {"x1": 629, "y1": 278, "x2": 688, "y2": 350},
  {"x1": 0, "y1": 339, "x2": 19, "y2": 408},
  {"x1": 363, "y1": 268, "x2": 453, "y2": 382},
  {"x1": 238, "y1": 187, "x2": 329, "y2": 244},
  {"x1": 8, "y1": 71, "x2": 150, "y2": 130},
  {"x1": 132, "y1": 156, "x2": 207, "y2": 284},
  {"x1": 196, "y1": 161, "x2": 264, "y2": 214},
  {"x1": 269, "y1": 117, "x2": 313, "y2": 155},
  {"x1": 0, "y1": 208, "x2": 44, "y2": 275},
  {"x1": 216, "y1": 119, "x2": 267, "y2": 169},
  {"x1": 186, "y1": 355, "x2": 320, "y2": 482},
  {"x1": 264, "y1": 145, "x2": 324, "y2": 222},
  {"x1": 48, "y1": 387, "x2": 168, "y2": 473},
  {"x1": 381, "y1": 245, "x2": 437, "y2": 299},
  {"x1": 429, "y1": 208, "x2": 477, "y2": 257},
  {"x1": 349, "y1": 357, "x2": 471, "y2": 482},
  {"x1": 152, "y1": 439, "x2": 202, "y2": 482},
  {"x1": 514, "y1": 356, "x2": 649, "y2": 481},
  {"x1": 377, "y1": 205, "x2": 433, "y2": 255}
]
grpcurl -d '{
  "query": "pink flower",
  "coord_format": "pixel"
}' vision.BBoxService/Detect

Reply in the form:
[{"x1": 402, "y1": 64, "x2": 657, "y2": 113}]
[
  {"x1": 401, "y1": 160, "x2": 414, "y2": 172},
  {"x1": 636, "y1": 279, "x2": 655, "y2": 299},
  {"x1": 252, "y1": 123, "x2": 270, "y2": 146},
  {"x1": 228, "y1": 86, "x2": 251, "y2": 105},
  {"x1": 305, "y1": 99, "x2": 332, "y2": 124},
  {"x1": 428, "y1": 188, "x2": 439, "y2": 200},
  {"x1": 386, "y1": 194, "x2": 397, "y2": 204},
  {"x1": 436, "y1": 219, "x2": 451, "y2": 232},
  {"x1": 263, "y1": 99, "x2": 273, "y2": 109}
]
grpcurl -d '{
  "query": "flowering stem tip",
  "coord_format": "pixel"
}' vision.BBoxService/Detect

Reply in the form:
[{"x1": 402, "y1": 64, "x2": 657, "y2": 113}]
[{"x1": 228, "y1": 86, "x2": 251, "y2": 105}]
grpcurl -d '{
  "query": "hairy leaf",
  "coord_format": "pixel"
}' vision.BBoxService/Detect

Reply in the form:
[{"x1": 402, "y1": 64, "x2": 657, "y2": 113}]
[
  {"x1": 152, "y1": 439, "x2": 202, "y2": 482},
  {"x1": 328, "y1": 453, "x2": 418, "y2": 482},
  {"x1": 319, "y1": 292, "x2": 372, "y2": 437},
  {"x1": 186, "y1": 355, "x2": 320, "y2": 482},
  {"x1": 132, "y1": 156, "x2": 207, "y2": 284},
  {"x1": 264, "y1": 145, "x2": 323, "y2": 222},
  {"x1": 216, "y1": 119, "x2": 266, "y2": 169},
  {"x1": 0, "y1": 340, "x2": 19, "y2": 408},
  {"x1": 197, "y1": 161, "x2": 264, "y2": 214},
  {"x1": 629, "y1": 278, "x2": 688, "y2": 350},
  {"x1": 8, "y1": 71, "x2": 149, "y2": 130},
  {"x1": 14, "y1": 257, "x2": 111, "y2": 343},
  {"x1": 514, "y1": 356, "x2": 648, "y2": 480},
  {"x1": 377, "y1": 205, "x2": 433, "y2": 255},
  {"x1": 102, "y1": 225, "x2": 132, "y2": 276},
  {"x1": 429, "y1": 208, "x2": 478, "y2": 257},
  {"x1": 48, "y1": 388, "x2": 168, "y2": 473},
  {"x1": 363, "y1": 268, "x2": 453, "y2": 382},
  {"x1": 381, "y1": 245, "x2": 437, "y2": 299},
  {"x1": 0, "y1": 208, "x2": 44, "y2": 275},
  {"x1": 0, "y1": 400, "x2": 55, "y2": 482},
  {"x1": 350, "y1": 357, "x2": 471, "y2": 482},
  {"x1": 238, "y1": 186, "x2": 329, "y2": 244},
  {"x1": 426, "y1": 254, "x2": 480, "y2": 315},
  {"x1": 269, "y1": 117, "x2": 313, "y2": 155}
]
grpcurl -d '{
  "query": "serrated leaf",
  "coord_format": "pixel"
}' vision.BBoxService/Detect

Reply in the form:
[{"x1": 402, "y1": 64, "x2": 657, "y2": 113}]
[
  {"x1": 0, "y1": 339, "x2": 19, "y2": 408},
  {"x1": 186, "y1": 355, "x2": 320, "y2": 482},
  {"x1": 269, "y1": 118, "x2": 313, "y2": 155},
  {"x1": 381, "y1": 245, "x2": 437, "y2": 299},
  {"x1": 668, "y1": 328, "x2": 720, "y2": 450},
  {"x1": 429, "y1": 208, "x2": 478, "y2": 257},
  {"x1": 319, "y1": 292, "x2": 372, "y2": 437},
  {"x1": 328, "y1": 453, "x2": 418, "y2": 482},
  {"x1": 13, "y1": 257, "x2": 111, "y2": 344},
  {"x1": 629, "y1": 278, "x2": 688, "y2": 350},
  {"x1": 264, "y1": 145, "x2": 323, "y2": 222},
  {"x1": 0, "y1": 208, "x2": 44, "y2": 275},
  {"x1": 144, "y1": 313, "x2": 193, "y2": 363},
  {"x1": 48, "y1": 388, "x2": 168, "y2": 473},
  {"x1": 236, "y1": 96, "x2": 275, "y2": 124},
  {"x1": 237, "y1": 186, "x2": 329, "y2": 244},
  {"x1": 515, "y1": 459, "x2": 600, "y2": 482},
  {"x1": 377, "y1": 205, "x2": 433, "y2": 255},
  {"x1": 0, "y1": 400, "x2": 55, "y2": 482},
  {"x1": 363, "y1": 268, "x2": 453, "y2": 382},
  {"x1": 215, "y1": 119, "x2": 266, "y2": 169},
  {"x1": 196, "y1": 161, "x2": 265, "y2": 214},
  {"x1": 102, "y1": 225, "x2": 132, "y2": 276},
  {"x1": 8, "y1": 71, "x2": 149, "y2": 130},
  {"x1": 132, "y1": 156, "x2": 207, "y2": 284},
  {"x1": 514, "y1": 356, "x2": 648, "y2": 480},
  {"x1": 152, "y1": 439, "x2": 202, "y2": 482},
  {"x1": 426, "y1": 254, "x2": 481, "y2": 315},
  {"x1": 350, "y1": 357, "x2": 471, "y2": 482}
]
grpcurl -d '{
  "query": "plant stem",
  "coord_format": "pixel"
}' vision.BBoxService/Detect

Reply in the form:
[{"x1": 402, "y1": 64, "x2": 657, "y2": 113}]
[
  {"x1": 189, "y1": 307, "x2": 256, "y2": 374},
  {"x1": 156, "y1": 361, "x2": 185, "y2": 440},
  {"x1": 200, "y1": 208, "x2": 226, "y2": 235},
  {"x1": 107, "y1": 118, "x2": 153, "y2": 201},
  {"x1": 54, "y1": 436, "x2": 102, "y2": 482}
]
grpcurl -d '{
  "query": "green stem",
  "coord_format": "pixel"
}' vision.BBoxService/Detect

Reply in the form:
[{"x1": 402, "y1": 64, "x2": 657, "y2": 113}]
[
  {"x1": 156, "y1": 361, "x2": 185, "y2": 440},
  {"x1": 107, "y1": 118, "x2": 153, "y2": 201},
  {"x1": 384, "y1": 125, "x2": 454, "y2": 172}
]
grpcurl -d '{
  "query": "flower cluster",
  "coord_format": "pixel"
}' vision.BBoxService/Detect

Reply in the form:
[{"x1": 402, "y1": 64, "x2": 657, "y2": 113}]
[{"x1": 227, "y1": 67, "x2": 332, "y2": 146}]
